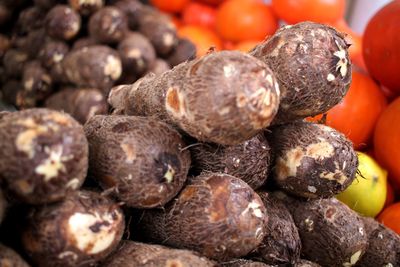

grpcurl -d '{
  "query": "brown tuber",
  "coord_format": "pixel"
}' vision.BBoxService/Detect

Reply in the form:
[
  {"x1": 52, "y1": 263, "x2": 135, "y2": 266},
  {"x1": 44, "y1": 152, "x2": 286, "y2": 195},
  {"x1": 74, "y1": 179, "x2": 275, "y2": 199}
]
[
  {"x1": 146, "y1": 58, "x2": 170, "y2": 76},
  {"x1": 268, "y1": 121, "x2": 358, "y2": 198},
  {"x1": 102, "y1": 241, "x2": 215, "y2": 267},
  {"x1": 294, "y1": 259, "x2": 322, "y2": 267},
  {"x1": 289, "y1": 197, "x2": 368, "y2": 267},
  {"x1": 89, "y1": 7, "x2": 128, "y2": 44},
  {"x1": 22, "y1": 190, "x2": 125, "y2": 267},
  {"x1": 109, "y1": 50, "x2": 280, "y2": 145},
  {"x1": 167, "y1": 38, "x2": 197, "y2": 67},
  {"x1": 84, "y1": 115, "x2": 191, "y2": 208},
  {"x1": 137, "y1": 173, "x2": 267, "y2": 261},
  {"x1": 220, "y1": 259, "x2": 273, "y2": 267},
  {"x1": 15, "y1": 6, "x2": 45, "y2": 34},
  {"x1": 45, "y1": 5, "x2": 81, "y2": 41},
  {"x1": 45, "y1": 88, "x2": 108, "y2": 124},
  {"x1": 114, "y1": 0, "x2": 143, "y2": 29},
  {"x1": 1, "y1": 80, "x2": 24, "y2": 107},
  {"x1": 3, "y1": 49, "x2": 29, "y2": 78},
  {"x1": 0, "y1": 34, "x2": 10, "y2": 59},
  {"x1": 38, "y1": 40, "x2": 69, "y2": 70},
  {"x1": 68, "y1": 0, "x2": 104, "y2": 16},
  {"x1": 0, "y1": 243, "x2": 30, "y2": 267},
  {"x1": 190, "y1": 133, "x2": 271, "y2": 189},
  {"x1": 253, "y1": 191, "x2": 301, "y2": 265},
  {"x1": 0, "y1": 108, "x2": 88, "y2": 204},
  {"x1": 250, "y1": 22, "x2": 352, "y2": 124},
  {"x1": 62, "y1": 45, "x2": 122, "y2": 93}
]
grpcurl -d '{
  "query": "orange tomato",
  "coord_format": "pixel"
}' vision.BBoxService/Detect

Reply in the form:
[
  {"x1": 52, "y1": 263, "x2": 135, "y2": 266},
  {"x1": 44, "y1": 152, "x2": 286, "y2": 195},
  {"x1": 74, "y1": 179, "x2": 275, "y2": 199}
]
[
  {"x1": 216, "y1": 0, "x2": 278, "y2": 42},
  {"x1": 178, "y1": 25, "x2": 222, "y2": 57},
  {"x1": 272, "y1": 0, "x2": 345, "y2": 24},
  {"x1": 182, "y1": 2, "x2": 217, "y2": 29},
  {"x1": 309, "y1": 71, "x2": 387, "y2": 149},
  {"x1": 234, "y1": 40, "x2": 261, "y2": 52},
  {"x1": 374, "y1": 97, "x2": 400, "y2": 188},
  {"x1": 377, "y1": 202, "x2": 400, "y2": 234},
  {"x1": 150, "y1": 0, "x2": 190, "y2": 13}
]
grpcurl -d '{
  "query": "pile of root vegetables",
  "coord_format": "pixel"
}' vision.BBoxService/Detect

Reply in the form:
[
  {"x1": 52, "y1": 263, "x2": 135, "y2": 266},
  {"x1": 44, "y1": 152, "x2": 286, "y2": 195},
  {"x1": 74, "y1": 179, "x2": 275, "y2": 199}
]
[{"x1": 0, "y1": 7, "x2": 399, "y2": 267}]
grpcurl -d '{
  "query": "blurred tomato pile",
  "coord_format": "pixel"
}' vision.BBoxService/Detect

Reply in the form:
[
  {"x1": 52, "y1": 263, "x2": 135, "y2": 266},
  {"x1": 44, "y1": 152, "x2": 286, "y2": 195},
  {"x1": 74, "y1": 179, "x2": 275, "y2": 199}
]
[{"x1": 151, "y1": 0, "x2": 400, "y2": 233}]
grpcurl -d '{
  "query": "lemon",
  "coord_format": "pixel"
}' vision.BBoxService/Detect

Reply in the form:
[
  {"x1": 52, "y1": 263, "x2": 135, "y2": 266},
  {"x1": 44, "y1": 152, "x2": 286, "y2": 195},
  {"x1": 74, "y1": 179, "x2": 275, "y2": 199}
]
[{"x1": 336, "y1": 151, "x2": 387, "y2": 217}]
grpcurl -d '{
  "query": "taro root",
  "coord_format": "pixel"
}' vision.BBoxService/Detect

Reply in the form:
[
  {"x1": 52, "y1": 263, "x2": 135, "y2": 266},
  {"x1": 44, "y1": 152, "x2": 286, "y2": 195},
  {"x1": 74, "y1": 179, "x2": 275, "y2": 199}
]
[
  {"x1": 0, "y1": 108, "x2": 88, "y2": 204},
  {"x1": 190, "y1": 133, "x2": 271, "y2": 189},
  {"x1": 0, "y1": 34, "x2": 10, "y2": 59},
  {"x1": 18, "y1": 61, "x2": 53, "y2": 108},
  {"x1": 114, "y1": 0, "x2": 143, "y2": 29},
  {"x1": 3, "y1": 49, "x2": 29, "y2": 78},
  {"x1": 167, "y1": 38, "x2": 197, "y2": 67},
  {"x1": 68, "y1": 0, "x2": 104, "y2": 16},
  {"x1": 15, "y1": 6, "x2": 45, "y2": 34},
  {"x1": 38, "y1": 40, "x2": 69, "y2": 70},
  {"x1": 89, "y1": 7, "x2": 128, "y2": 44},
  {"x1": 102, "y1": 241, "x2": 215, "y2": 267},
  {"x1": 137, "y1": 6, "x2": 178, "y2": 56},
  {"x1": 45, "y1": 5, "x2": 81, "y2": 41},
  {"x1": 84, "y1": 115, "x2": 190, "y2": 208},
  {"x1": 0, "y1": 243, "x2": 30, "y2": 267},
  {"x1": 45, "y1": 88, "x2": 108, "y2": 124},
  {"x1": 117, "y1": 32, "x2": 156, "y2": 75},
  {"x1": 109, "y1": 50, "x2": 280, "y2": 145},
  {"x1": 250, "y1": 22, "x2": 352, "y2": 124},
  {"x1": 34, "y1": 0, "x2": 58, "y2": 10},
  {"x1": 146, "y1": 58, "x2": 170, "y2": 76},
  {"x1": 290, "y1": 197, "x2": 368, "y2": 267},
  {"x1": 137, "y1": 173, "x2": 267, "y2": 261},
  {"x1": 22, "y1": 190, "x2": 125, "y2": 267},
  {"x1": 16, "y1": 29, "x2": 49, "y2": 58},
  {"x1": 62, "y1": 45, "x2": 122, "y2": 92},
  {"x1": 72, "y1": 37, "x2": 98, "y2": 50},
  {"x1": 220, "y1": 259, "x2": 272, "y2": 267},
  {"x1": 355, "y1": 217, "x2": 400, "y2": 267},
  {"x1": 1, "y1": 80, "x2": 23, "y2": 106},
  {"x1": 294, "y1": 259, "x2": 322, "y2": 267},
  {"x1": 253, "y1": 191, "x2": 301, "y2": 265},
  {"x1": 268, "y1": 121, "x2": 357, "y2": 198}
]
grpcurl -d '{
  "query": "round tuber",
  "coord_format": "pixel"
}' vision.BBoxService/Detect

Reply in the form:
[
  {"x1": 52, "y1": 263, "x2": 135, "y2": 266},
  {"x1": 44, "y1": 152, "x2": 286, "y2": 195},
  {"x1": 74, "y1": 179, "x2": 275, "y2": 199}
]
[{"x1": 45, "y1": 5, "x2": 81, "y2": 41}]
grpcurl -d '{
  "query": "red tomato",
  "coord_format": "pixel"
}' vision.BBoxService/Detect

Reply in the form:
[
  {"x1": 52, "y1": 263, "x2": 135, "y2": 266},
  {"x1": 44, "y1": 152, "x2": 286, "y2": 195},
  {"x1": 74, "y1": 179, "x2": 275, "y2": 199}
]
[
  {"x1": 182, "y1": 2, "x2": 217, "y2": 29},
  {"x1": 377, "y1": 202, "x2": 400, "y2": 234},
  {"x1": 363, "y1": 0, "x2": 400, "y2": 94},
  {"x1": 150, "y1": 0, "x2": 190, "y2": 13},
  {"x1": 178, "y1": 25, "x2": 222, "y2": 57},
  {"x1": 272, "y1": 0, "x2": 345, "y2": 24},
  {"x1": 198, "y1": 0, "x2": 225, "y2": 6}
]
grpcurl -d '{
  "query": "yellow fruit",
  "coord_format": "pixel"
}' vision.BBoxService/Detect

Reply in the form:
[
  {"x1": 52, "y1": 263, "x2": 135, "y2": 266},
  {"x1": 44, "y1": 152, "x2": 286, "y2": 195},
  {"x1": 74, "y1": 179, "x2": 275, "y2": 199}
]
[{"x1": 336, "y1": 151, "x2": 387, "y2": 217}]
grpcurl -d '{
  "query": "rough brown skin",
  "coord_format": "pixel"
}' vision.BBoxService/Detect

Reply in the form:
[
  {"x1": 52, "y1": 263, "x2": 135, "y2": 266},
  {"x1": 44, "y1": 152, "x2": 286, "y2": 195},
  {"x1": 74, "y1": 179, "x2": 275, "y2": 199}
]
[
  {"x1": 294, "y1": 259, "x2": 322, "y2": 267},
  {"x1": 18, "y1": 61, "x2": 53, "y2": 108},
  {"x1": 84, "y1": 115, "x2": 191, "y2": 208},
  {"x1": 22, "y1": 190, "x2": 125, "y2": 267},
  {"x1": 250, "y1": 22, "x2": 352, "y2": 124},
  {"x1": 167, "y1": 38, "x2": 197, "y2": 67},
  {"x1": 102, "y1": 241, "x2": 216, "y2": 267},
  {"x1": 0, "y1": 243, "x2": 30, "y2": 267},
  {"x1": 45, "y1": 88, "x2": 108, "y2": 124},
  {"x1": 290, "y1": 198, "x2": 368, "y2": 267},
  {"x1": 0, "y1": 108, "x2": 88, "y2": 204},
  {"x1": 45, "y1": 5, "x2": 81, "y2": 41},
  {"x1": 72, "y1": 37, "x2": 98, "y2": 50},
  {"x1": 1, "y1": 80, "x2": 23, "y2": 106},
  {"x1": 114, "y1": 0, "x2": 143, "y2": 29},
  {"x1": 62, "y1": 45, "x2": 122, "y2": 93},
  {"x1": 38, "y1": 40, "x2": 70, "y2": 70},
  {"x1": 15, "y1": 6, "x2": 45, "y2": 34},
  {"x1": 190, "y1": 134, "x2": 271, "y2": 189},
  {"x1": 220, "y1": 259, "x2": 272, "y2": 267},
  {"x1": 146, "y1": 58, "x2": 170, "y2": 76},
  {"x1": 253, "y1": 191, "x2": 301, "y2": 265},
  {"x1": 267, "y1": 121, "x2": 358, "y2": 198},
  {"x1": 16, "y1": 29, "x2": 51, "y2": 59},
  {"x1": 3, "y1": 49, "x2": 29, "y2": 78},
  {"x1": 108, "y1": 50, "x2": 280, "y2": 145},
  {"x1": 0, "y1": 34, "x2": 10, "y2": 59},
  {"x1": 89, "y1": 7, "x2": 128, "y2": 44},
  {"x1": 355, "y1": 217, "x2": 400, "y2": 267},
  {"x1": 68, "y1": 0, "x2": 104, "y2": 16},
  {"x1": 118, "y1": 32, "x2": 156, "y2": 75},
  {"x1": 137, "y1": 6, "x2": 178, "y2": 56},
  {"x1": 137, "y1": 173, "x2": 267, "y2": 261}
]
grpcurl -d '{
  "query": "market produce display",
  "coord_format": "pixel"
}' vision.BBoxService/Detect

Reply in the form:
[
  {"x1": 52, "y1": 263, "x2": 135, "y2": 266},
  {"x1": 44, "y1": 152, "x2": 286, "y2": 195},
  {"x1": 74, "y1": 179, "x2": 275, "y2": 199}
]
[{"x1": 0, "y1": 0, "x2": 399, "y2": 266}]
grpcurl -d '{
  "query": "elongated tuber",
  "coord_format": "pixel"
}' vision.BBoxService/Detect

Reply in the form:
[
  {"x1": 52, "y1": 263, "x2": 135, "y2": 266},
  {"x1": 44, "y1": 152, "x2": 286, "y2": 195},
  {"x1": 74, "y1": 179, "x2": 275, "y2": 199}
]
[
  {"x1": 84, "y1": 115, "x2": 190, "y2": 208},
  {"x1": 109, "y1": 50, "x2": 280, "y2": 145}
]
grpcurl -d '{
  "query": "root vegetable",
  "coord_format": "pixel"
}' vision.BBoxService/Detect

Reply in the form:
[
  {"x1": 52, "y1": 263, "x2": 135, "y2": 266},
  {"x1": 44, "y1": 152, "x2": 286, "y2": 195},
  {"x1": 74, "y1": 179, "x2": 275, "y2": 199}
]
[
  {"x1": 114, "y1": 0, "x2": 143, "y2": 29},
  {"x1": 109, "y1": 50, "x2": 280, "y2": 145},
  {"x1": 190, "y1": 133, "x2": 271, "y2": 189},
  {"x1": 15, "y1": 6, "x2": 45, "y2": 34},
  {"x1": 34, "y1": 0, "x2": 58, "y2": 10},
  {"x1": 16, "y1": 29, "x2": 49, "y2": 58},
  {"x1": 250, "y1": 22, "x2": 352, "y2": 124},
  {"x1": 355, "y1": 217, "x2": 400, "y2": 267},
  {"x1": 220, "y1": 259, "x2": 272, "y2": 267},
  {"x1": 89, "y1": 7, "x2": 128, "y2": 44},
  {"x1": 72, "y1": 37, "x2": 98, "y2": 50},
  {"x1": 294, "y1": 259, "x2": 321, "y2": 267},
  {"x1": 137, "y1": 173, "x2": 267, "y2": 261},
  {"x1": 268, "y1": 121, "x2": 357, "y2": 198},
  {"x1": 118, "y1": 32, "x2": 156, "y2": 75},
  {"x1": 38, "y1": 40, "x2": 69, "y2": 70},
  {"x1": 0, "y1": 4, "x2": 11, "y2": 26},
  {"x1": 0, "y1": 243, "x2": 30, "y2": 267},
  {"x1": 146, "y1": 58, "x2": 170, "y2": 76},
  {"x1": 167, "y1": 38, "x2": 197, "y2": 67},
  {"x1": 0, "y1": 34, "x2": 10, "y2": 59},
  {"x1": 253, "y1": 191, "x2": 301, "y2": 265},
  {"x1": 0, "y1": 108, "x2": 88, "y2": 204},
  {"x1": 45, "y1": 5, "x2": 81, "y2": 41},
  {"x1": 290, "y1": 197, "x2": 368, "y2": 267},
  {"x1": 62, "y1": 45, "x2": 122, "y2": 92},
  {"x1": 22, "y1": 190, "x2": 125, "y2": 267},
  {"x1": 3, "y1": 49, "x2": 29, "y2": 78},
  {"x1": 102, "y1": 241, "x2": 215, "y2": 267},
  {"x1": 83, "y1": 115, "x2": 190, "y2": 208},
  {"x1": 1, "y1": 80, "x2": 23, "y2": 106},
  {"x1": 45, "y1": 88, "x2": 108, "y2": 124},
  {"x1": 68, "y1": 0, "x2": 104, "y2": 16}
]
